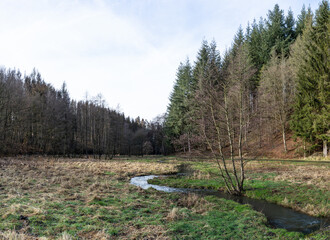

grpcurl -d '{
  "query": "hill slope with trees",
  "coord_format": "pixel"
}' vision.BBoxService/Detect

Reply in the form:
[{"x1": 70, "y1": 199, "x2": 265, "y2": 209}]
[
  {"x1": 165, "y1": 0, "x2": 329, "y2": 158},
  {"x1": 0, "y1": 69, "x2": 168, "y2": 157}
]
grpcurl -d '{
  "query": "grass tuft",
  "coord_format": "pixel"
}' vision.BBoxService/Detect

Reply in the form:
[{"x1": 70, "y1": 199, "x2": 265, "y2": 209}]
[{"x1": 0, "y1": 157, "x2": 328, "y2": 239}]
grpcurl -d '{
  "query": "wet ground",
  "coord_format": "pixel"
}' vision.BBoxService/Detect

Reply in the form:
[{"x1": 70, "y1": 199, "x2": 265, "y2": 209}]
[{"x1": 131, "y1": 175, "x2": 329, "y2": 234}]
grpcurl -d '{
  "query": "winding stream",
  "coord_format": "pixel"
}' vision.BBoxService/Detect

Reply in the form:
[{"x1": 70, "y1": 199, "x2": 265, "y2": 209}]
[{"x1": 130, "y1": 175, "x2": 329, "y2": 234}]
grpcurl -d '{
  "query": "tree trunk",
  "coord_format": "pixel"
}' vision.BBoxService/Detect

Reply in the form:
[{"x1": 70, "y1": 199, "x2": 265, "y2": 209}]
[
  {"x1": 282, "y1": 123, "x2": 287, "y2": 153},
  {"x1": 323, "y1": 139, "x2": 328, "y2": 157},
  {"x1": 244, "y1": 115, "x2": 249, "y2": 147},
  {"x1": 187, "y1": 133, "x2": 191, "y2": 161},
  {"x1": 238, "y1": 91, "x2": 244, "y2": 192},
  {"x1": 258, "y1": 112, "x2": 262, "y2": 148},
  {"x1": 187, "y1": 133, "x2": 191, "y2": 154},
  {"x1": 238, "y1": 93, "x2": 243, "y2": 159},
  {"x1": 303, "y1": 140, "x2": 306, "y2": 159},
  {"x1": 224, "y1": 95, "x2": 240, "y2": 193}
]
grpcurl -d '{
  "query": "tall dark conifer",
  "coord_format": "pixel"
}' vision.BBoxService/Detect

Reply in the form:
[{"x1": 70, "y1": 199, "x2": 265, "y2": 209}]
[
  {"x1": 165, "y1": 59, "x2": 195, "y2": 152},
  {"x1": 291, "y1": 0, "x2": 330, "y2": 156}
]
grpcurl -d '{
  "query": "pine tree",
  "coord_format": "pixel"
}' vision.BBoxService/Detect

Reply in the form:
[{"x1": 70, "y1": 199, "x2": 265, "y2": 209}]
[
  {"x1": 193, "y1": 40, "x2": 210, "y2": 89},
  {"x1": 165, "y1": 59, "x2": 195, "y2": 152},
  {"x1": 312, "y1": 0, "x2": 330, "y2": 156},
  {"x1": 296, "y1": 5, "x2": 314, "y2": 36},
  {"x1": 285, "y1": 8, "x2": 296, "y2": 48},
  {"x1": 246, "y1": 18, "x2": 268, "y2": 94},
  {"x1": 266, "y1": 4, "x2": 286, "y2": 56},
  {"x1": 291, "y1": 0, "x2": 330, "y2": 157},
  {"x1": 231, "y1": 26, "x2": 245, "y2": 58}
]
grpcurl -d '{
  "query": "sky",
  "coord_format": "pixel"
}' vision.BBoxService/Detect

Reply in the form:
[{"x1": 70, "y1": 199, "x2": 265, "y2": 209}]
[{"x1": 0, "y1": 0, "x2": 321, "y2": 121}]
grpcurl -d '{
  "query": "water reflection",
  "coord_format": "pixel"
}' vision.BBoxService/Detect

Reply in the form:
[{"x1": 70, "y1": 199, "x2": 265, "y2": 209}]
[{"x1": 130, "y1": 175, "x2": 329, "y2": 234}]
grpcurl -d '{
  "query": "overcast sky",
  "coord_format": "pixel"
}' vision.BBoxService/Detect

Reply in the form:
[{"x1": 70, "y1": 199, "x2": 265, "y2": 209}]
[{"x1": 0, "y1": 0, "x2": 320, "y2": 121}]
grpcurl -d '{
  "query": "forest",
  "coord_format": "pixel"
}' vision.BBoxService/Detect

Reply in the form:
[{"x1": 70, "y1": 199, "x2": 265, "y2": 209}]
[
  {"x1": 0, "y1": 1, "x2": 329, "y2": 160},
  {"x1": 0, "y1": 69, "x2": 167, "y2": 157},
  {"x1": 166, "y1": 1, "x2": 329, "y2": 159}
]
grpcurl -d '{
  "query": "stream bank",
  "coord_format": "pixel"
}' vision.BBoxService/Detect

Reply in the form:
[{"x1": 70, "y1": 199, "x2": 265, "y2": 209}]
[{"x1": 131, "y1": 175, "x2": 329, "y2": 234}]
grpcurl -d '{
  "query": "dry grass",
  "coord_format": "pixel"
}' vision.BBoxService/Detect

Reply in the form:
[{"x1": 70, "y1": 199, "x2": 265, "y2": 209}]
[
  {"x1": 0, "y1": 157, "x2": 328, "y2": 238},
  {"x1": 59, "y1": 160, "x2": 177, "y2": 179},
  {"x1": 0, "y1": 157, "x2": 180, "y2": 239},
  {"x1": 123, "y1": 225, "x2": 170, "y2": 240},
  {"x1": 0, "y1": 231, "x2": 80, "y2": 240},
  {"x1": 0, "y1": 157, "x2": 178, "y2": 199},
  {"x1": 58, "y1": 232, "x2": 72, "y2": 240},
  {"x1": 2, "y1": 204, "x2": 44, "y2": 219},
  {"x1": 165, "y1": 194, "x2": 212, "y2": 222},
  {"x1": 177, "y1": 194, "x2": 212, "y2": 214},
  {"x1": 305, "y1": 155, "x2": 330, "y2": 161},
  {"x1": 166, "y1": 207, "x2": 180, "y2": 221},
  {"x1": 0, "y1": 231, "x2": 26, "y2": 240},
  {"x1": 0, "y1": 230, "x2": 49, "y2": 240},
  {"x1": 245, "y1": 161, "x2": 330, "y2": 189},
  {"x1": 191, "y1": 171, "x2": 211, "y2": 180},
  {"x1": 273, "y1": 165, "x2": 330, "y2": 189},
  {"x1": 186, "y1": 160, "x2": 329, "y2": 217},
  {"x1": 192, "y1": 159, "x2": 329, "y2": 189}
]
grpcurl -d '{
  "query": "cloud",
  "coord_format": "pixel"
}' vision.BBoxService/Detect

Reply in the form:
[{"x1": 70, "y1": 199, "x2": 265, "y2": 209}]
[{"x1": 0, "y1": 0, "x2": 321, "y2": 120}]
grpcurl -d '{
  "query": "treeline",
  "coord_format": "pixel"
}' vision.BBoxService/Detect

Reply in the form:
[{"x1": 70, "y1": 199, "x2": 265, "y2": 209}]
[
  {"x1": 166, "y1": 1, "x2": 329, "y2": 157},
  {"x1": 0, "y1": 69, "x2": 168, "y2": 157}
]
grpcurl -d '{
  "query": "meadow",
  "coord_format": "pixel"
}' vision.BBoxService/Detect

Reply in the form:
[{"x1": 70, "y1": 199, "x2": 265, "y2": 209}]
[{"x1": 0, "y1": 156, "x2": 329, "y2": 239}]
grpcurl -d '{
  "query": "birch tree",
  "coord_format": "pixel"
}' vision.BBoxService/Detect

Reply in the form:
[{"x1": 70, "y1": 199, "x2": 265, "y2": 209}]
[{"x1": 259, "y1": 52, "x2": 295, "y2": 152}]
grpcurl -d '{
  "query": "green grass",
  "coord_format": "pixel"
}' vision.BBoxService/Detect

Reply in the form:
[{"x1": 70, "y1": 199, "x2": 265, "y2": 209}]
[
  {"x1": 167, "y1": 195, "x2": 305, "y2": 240},
  {"x1": 0, "y1": 186, "x2": 170, "y2": 238},
  {"x1": 149, "y1": 171, "x2": 329, "y2": 218},
  {"x1": 0, "y1": 157, "x2": 328, "y2": 239}
]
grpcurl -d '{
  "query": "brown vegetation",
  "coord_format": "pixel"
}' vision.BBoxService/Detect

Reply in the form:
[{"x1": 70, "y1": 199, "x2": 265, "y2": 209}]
[
  {"x1": 244, "y1": 161, "x2": 330, "y2": 189},
  {"x1": 0, "y1": 157, "x2": 179, "y2": 239}
]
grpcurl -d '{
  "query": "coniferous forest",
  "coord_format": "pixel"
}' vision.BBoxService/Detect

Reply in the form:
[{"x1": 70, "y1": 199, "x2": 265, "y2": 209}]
[
  {"x1": 0, "y1": 68, "x2": 166, "y2": 156},
  {"x1": 165, "y1": 1, "x2": 329, "y2": 158},
  {"x1": 0, "y1": 1, "x2": 329, "y2": 159}
]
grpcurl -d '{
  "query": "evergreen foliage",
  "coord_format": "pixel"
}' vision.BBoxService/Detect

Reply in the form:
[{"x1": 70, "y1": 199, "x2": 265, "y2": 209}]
[
  {"x1": 0, "y1": 68, "x2": 168, "y2": 156},
  {"x1": 291, "y1": 0, "x2": 330, "y2": 155},
  {"x1": 166, "y1": 59, "x2": 194, "y2": 139},
  {"x1": 266, "y1": 4, "x2": 287, "y2": 56},
  {"x1": 166, "y1": 1, "x2": 329, "y2": 158},
  {"x1": 296, "y1": 5, "x2": 314, "y2": 36},
  {"x1": 2, "y1": 1, "x2": 329, "y2": 159}
]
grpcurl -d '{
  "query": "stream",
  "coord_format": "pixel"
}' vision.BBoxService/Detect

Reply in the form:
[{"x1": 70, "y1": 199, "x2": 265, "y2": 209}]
[{"x1": 130, "y1": 175, "x2": 329, "y2": 234}]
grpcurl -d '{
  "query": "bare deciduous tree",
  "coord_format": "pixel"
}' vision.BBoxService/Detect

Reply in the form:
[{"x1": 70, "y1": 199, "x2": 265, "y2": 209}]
[
  {"x1": 259, "y1": 52, "x2": 295, "y2": 152},
  {"x1": 195, "y1": 44, "x2": 255, "y2": 195}
]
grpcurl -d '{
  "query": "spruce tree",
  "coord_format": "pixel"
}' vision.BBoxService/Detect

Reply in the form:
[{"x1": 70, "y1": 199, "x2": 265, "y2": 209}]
[
  {"x1": 246, "y1": 19, "x2": 268, "y2": 94},
  {"x1": 165, "y1": 59, "x2": 195, "y2": 152},
  {"x1": 285, "y1": 8, "x2": 296, "y2": 48},
  {"x1": 312, "y1": 0, "x2": 330, "y2": 156},
  {"x1": 296, "y1": 5, "x2": 314, "y2": 36},
  {"x1": 231, "y1": 26, "x2": 245, "y2": 58},
  {"x1": 291, "y1": 0, "x2": 330, "y2": 157},
  {"x1": 266, "y1": 4, "x2": 286, "y2": 56},
  {"x1": 193, "y1": 40, "x2": 210, "y2": 88}
]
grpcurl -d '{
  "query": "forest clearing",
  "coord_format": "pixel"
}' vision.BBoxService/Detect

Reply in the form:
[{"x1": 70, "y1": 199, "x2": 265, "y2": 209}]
[
  {"x1": 0, "y1": 0, "x2": 329, "y2": 239},
  {"x1": 0, "y1": 157, "x2": 329, "y2": 239}
]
